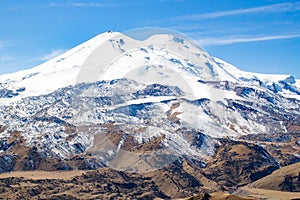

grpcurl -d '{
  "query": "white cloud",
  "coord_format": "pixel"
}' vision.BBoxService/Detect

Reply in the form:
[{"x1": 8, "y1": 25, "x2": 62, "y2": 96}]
[
  {"x1": 70, "y1": 2, "x2": 117, "y2": 7},
  {"x1": 49, "y1": 3, "x2": 63, "y2": 7},
  {"x1": 36, "y1": 49, "x2": 66, "y2": 61},
  {"x1": 198, "y1": 34, "x2": 300, "y2": 46},
  {"x1": 172, "y1": 2, "x2": 300, "y2": 20},
  {"x1": 0, "y1": 55, "x2": 14, "y2": 61},
  {"x1": 50, "y1": 2, "x2": 117, "y2": 8}
]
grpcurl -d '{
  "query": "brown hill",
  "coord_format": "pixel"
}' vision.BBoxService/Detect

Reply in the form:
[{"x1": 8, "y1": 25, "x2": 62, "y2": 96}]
[
  {"x1": 249, "y1": 162, "x2": 300, "y2": 192},
  {"x1": 236, "y1": 187, "x2": 300, "y2": 200},
  {"x1": 0, "y1": 168, "x2": 169, "y2": 200},
  {"x1": 203, "y1": 140, "x2": 280, "y2": 191},
  {"x1": 1, "y1": 129, "x2": 299, "y2": 199}
]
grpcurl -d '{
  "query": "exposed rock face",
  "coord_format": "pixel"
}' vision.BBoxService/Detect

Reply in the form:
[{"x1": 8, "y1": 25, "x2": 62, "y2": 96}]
[{"x1": 0, "y1": 154, "x2": 15, "y2": 173}]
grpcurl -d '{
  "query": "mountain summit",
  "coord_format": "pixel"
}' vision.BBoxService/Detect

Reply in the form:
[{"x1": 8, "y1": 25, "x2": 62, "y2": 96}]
[{"x1": 1, "y1": 31, "x2": 298, "y2": 103}]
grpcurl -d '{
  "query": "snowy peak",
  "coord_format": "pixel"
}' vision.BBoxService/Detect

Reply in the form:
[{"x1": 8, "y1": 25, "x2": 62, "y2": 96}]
[
  {"x1": 0, "y1": 31, "x2": 121, "y2": 102},
  {"x1": 215, "y1": 58, "x2": 300, "y2": 99},
  {"x1": 0, "y1": 31, "x2": 299, "y2": 104}
]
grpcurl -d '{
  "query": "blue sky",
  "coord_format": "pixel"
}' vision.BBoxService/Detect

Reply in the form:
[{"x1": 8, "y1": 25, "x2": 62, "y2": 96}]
[{"x1": 0, "y1": 0, "x2": 300, "y2": 78}]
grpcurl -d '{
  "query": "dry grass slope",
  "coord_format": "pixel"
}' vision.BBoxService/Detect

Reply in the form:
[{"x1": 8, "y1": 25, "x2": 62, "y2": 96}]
[{"x1": 250, "y1": 162, "x2": 300, "y2": 192}]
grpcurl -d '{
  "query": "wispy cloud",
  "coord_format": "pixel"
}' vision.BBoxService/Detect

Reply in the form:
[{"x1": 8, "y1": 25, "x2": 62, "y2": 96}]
[
  {"x1": 70, "y1": 2, "x2": 117, "y2": 7},
  {"x1": 35, "y1": 49, "x2": 66, "y2": 61},
  {"x1": 50, "y1": 1, "x2": 118, "y2": 8},
  {"x1": 157, "y1": 0, "x2": 183, "y2": 2},
  {"x1": 198, "y1": 34, "x2": 300, "y2": 46},
  {"x1": 172, "y1": 2, "x2": 300, "y2": 20},
  {"x1": 0, "y1": 40, "x2": 8, "y2": 49},
  {"x1": 49, "y1": 3, "x2": 63, "y2": 7},
  {"x1": 0, "y1": 55, "x2": 14, "y2": 62}
]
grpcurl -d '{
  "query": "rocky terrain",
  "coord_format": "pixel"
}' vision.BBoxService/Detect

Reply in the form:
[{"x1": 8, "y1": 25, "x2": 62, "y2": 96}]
[
  {"x1": 0, "y1": 31, "x2": 299, "y2": 199},
  {"x1": 0, "y1": 162, "x2": 300, "y2": 199},
  {"x1": 0, "y1": 136, "x2": 299, "y2": 199}
]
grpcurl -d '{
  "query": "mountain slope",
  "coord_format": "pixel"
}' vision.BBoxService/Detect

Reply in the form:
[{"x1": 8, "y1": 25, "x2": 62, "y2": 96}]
[
  {"x1": 1, "y1": 31, "x2": 299, "y2": 103},
  {"x1": 0, "y1": 31, "x2": 299, "y2": 198},
  {"x1": 249, "y1": 162, "x2": 300, "y2": 192}
]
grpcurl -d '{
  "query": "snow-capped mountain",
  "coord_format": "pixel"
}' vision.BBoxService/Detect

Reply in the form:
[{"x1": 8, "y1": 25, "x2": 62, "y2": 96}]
[
  {"x1": 0, "y1": 31, "x2": 299, "y2": 173},
  {"x1": 1, "y1": 31, "x2": 298, "y2": 103}
]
